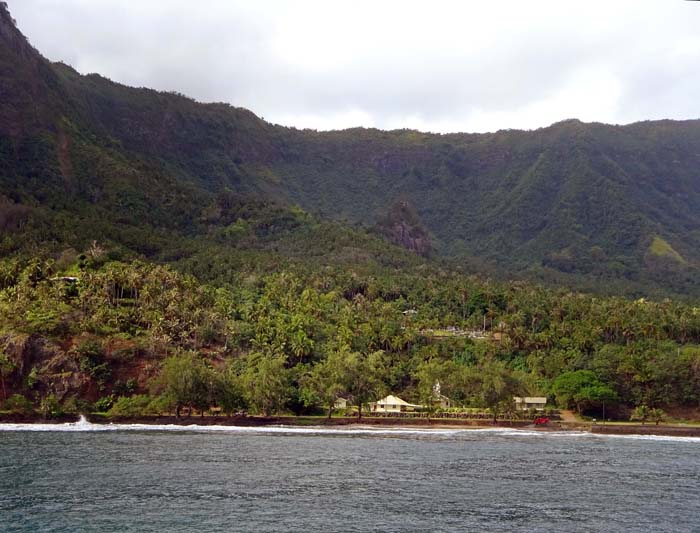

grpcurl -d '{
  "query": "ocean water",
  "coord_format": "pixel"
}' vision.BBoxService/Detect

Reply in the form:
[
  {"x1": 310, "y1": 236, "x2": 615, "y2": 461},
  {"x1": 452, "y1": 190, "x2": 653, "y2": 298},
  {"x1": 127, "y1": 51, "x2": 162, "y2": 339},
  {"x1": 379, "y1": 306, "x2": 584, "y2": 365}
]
[{"x1": 1, "y1": 420, "x2": 700, "y2": 532}]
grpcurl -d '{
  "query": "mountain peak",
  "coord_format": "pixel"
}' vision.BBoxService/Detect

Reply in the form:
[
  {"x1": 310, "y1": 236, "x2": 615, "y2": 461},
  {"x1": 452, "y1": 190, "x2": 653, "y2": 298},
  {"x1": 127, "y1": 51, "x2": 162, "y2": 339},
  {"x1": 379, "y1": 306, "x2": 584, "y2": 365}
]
[
  {"x1": 0, "y1": 1, "x2": 13, "y2": 23},
  {"x1": 0, "y1": 2, "x2": 36, "y2": 59},
  {"x1": 0, "y1": 2, "x2": 62, "y2": 136}
]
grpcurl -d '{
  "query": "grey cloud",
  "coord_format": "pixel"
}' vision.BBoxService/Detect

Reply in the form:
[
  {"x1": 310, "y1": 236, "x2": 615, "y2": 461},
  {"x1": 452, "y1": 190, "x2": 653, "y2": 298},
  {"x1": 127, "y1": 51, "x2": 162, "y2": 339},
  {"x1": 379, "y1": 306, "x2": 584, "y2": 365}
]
[{"x1": 9, "y1": 0, "x2": 700, "y2": 133}]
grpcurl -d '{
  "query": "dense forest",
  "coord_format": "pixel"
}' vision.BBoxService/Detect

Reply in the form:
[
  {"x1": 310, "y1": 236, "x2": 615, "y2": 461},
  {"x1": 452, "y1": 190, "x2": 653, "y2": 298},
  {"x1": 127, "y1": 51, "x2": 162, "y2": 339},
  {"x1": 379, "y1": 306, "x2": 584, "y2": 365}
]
[
  {"x1": 3, "y1": 247, "x2": 700, "y2": 420},
  {"x1": 2, "y1": 3, "x2": 700, "y2": 420}
]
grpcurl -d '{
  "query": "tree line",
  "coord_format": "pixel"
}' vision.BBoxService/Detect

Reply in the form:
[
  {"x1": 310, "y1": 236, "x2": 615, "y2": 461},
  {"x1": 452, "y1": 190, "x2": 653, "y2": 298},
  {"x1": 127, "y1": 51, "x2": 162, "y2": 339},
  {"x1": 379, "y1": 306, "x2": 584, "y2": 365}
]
[{"x1": 2, "y1": 257, "x2": 700, "y2": 418}]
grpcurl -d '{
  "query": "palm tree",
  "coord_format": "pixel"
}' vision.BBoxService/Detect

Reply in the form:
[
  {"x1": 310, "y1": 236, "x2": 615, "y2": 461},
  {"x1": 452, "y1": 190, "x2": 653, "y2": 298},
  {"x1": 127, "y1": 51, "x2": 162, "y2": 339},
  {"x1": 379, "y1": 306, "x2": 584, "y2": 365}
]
[
  {"x1": 630, "y1": 405, "x2": 650, "y2": 425},
  {"x1": 649, "y1": 408, "x2": 665, "y2": 426}
]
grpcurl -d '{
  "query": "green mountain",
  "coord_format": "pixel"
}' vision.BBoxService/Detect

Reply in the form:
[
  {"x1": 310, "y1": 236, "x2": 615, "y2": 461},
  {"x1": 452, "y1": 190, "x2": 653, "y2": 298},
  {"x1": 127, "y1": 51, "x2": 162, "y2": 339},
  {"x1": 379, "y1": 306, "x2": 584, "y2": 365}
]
[
  {"x1": 6, "y1": 4, "x2": 700, "y2": 419},
  {"x1": 2, "y1": 3, "x2": 700, "y2": 297}
]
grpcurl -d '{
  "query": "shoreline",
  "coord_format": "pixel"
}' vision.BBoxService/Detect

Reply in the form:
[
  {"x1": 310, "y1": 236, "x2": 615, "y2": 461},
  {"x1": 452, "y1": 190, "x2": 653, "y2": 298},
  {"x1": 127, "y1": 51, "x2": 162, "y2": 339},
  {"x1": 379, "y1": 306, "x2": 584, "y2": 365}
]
[
  {"x1": 3, "y1": 413, "x2": 700, "y2": 437},
  {"x1": 589, "y1": 424, "x2": 700, "y2": 438},
  {"x1": 0, "y1": 412, "x2": 529, "y2": 429}
]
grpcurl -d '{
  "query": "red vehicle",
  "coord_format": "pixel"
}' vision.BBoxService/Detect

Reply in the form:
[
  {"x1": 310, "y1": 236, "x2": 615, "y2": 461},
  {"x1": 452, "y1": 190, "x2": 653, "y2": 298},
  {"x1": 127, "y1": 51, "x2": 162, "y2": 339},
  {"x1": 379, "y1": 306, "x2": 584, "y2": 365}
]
[{"x1": 533, "y1": 417, "x2": 550, "y2": 425}]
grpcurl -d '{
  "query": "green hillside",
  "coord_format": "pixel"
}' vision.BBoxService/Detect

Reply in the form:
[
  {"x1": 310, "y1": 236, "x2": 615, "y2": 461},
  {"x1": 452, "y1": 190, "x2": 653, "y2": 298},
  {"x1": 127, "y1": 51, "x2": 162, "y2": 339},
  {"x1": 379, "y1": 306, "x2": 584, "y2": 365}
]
[
  {"x1": 3, "y1": 4, "x2": 700, "y2": 297},
  {"x1": 5, "y1": 3, "x2": 700, "y2": 420}
]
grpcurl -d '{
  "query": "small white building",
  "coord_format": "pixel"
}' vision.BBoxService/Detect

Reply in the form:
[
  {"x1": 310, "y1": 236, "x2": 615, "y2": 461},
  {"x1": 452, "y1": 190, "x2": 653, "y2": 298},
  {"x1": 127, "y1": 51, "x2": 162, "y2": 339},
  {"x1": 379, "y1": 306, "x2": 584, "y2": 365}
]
[
  {"x1": 513, "y1": 397, "x2": 547, "y2": 411},
  {"x1": 433, "y1": 393, "x2": 451, "y2": 409},
  {"x1": 333, "y1": 397, "x2": 349, "y2": 410},
  {"x1": 431, "y1": 381, "x2": 451, "y2": 409},
  {"x1": 370, "y1": 395, "x2": 423, "y2": 413}
]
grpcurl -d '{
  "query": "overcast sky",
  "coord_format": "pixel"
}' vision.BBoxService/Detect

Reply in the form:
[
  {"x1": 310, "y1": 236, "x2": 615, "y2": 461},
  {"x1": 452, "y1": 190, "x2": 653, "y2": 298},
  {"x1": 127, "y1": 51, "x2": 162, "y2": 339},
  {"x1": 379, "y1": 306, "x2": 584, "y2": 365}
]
[{"x1": 9, "y1": 0, "x2": 700, "y2": 133}]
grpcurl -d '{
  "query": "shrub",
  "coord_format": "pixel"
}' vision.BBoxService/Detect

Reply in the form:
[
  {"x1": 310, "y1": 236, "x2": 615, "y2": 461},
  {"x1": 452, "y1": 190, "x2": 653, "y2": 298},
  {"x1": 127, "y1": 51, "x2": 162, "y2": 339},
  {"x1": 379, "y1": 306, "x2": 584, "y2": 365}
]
[
  {"x1": 61, "y1": 396, "x2": 92, "y2": 414},
  {"x1": 197, "y1": 324, "x2": 220, "y2": 346},
  {"x1": 40, "y1": 394, "x2": 63, "y2": 418},
  {"x1": 113, "y1": 378, "x2": 137, "y2": 396},
  {"x1": 26, "y1": 367, "x2": 38, "y2": 388},
  {"x1": 107, "y1": 395, "x2": 152, "y2": 417},
  {"x1": 109, "y1": 347, "x2": 136, "y2": 363},
  {"x1": 76, "y1": 340, "x2": 111, "y2": 382},
  {"x1": 24, "y1": 308, "x2": 63, "y2": 335},
  {"x1": 93, "y1": 394, "x2": 115, "y2": 412},
  {"x1": 146, "y1": 394, "x2": 172, "y2": 415},
  {"x1": 2, "y1": 393, "x2": 34, "y2": 414}
]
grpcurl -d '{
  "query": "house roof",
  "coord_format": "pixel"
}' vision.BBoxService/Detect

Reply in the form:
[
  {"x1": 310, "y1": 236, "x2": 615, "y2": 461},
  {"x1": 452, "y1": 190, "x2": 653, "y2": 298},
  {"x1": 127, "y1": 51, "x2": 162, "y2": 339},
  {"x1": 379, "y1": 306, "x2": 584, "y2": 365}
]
[
  {"x1": 376, "y1": 395, "x2": 422, "y2": 407},
  {"x1": 513, "y1": 396, "x2": 547, "y2": 403},
  {"x1": 377, "y1": 395, "x2": 411, "y2": 405}
]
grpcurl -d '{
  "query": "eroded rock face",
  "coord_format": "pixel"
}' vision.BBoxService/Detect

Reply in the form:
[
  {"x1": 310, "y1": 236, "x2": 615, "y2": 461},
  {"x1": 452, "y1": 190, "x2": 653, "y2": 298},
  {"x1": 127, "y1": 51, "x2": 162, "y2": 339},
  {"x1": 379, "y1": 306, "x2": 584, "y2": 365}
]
[
  {"x1": 383, "y1": 220, "x2": 433, "y2": 256},
  {"x1": 1, "y1": 333, "x2": 88, "y2": 399},
  {"x1": 38, "y1": 350, "x2": 88, "y2": 401},
  {"x1": 2, "y1": 333, "x2": 39, "y2": 378},
  {"x1": 376, "y1": 200, "x2": 433, "y2": 256}
]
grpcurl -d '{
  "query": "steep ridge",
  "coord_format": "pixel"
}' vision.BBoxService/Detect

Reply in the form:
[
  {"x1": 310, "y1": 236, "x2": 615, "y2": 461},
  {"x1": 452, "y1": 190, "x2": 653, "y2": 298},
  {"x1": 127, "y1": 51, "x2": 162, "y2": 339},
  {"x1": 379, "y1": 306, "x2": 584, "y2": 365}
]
[
  {"x1": 0, "y1": 3, "x2": 424, "y2": 279},
  {"x1": 0, "y1": 3, "x2": 65, "y2": 137},
  {"x1": 2, "y1": 2, "x2": 700, "y2": 297}
]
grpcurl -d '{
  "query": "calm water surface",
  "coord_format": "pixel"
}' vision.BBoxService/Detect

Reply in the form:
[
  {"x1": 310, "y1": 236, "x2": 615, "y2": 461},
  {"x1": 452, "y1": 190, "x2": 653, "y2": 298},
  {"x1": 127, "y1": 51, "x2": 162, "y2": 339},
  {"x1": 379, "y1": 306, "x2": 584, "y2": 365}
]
[{"x1": 1, "y1": 422, "x2": 700, "y2": 532}]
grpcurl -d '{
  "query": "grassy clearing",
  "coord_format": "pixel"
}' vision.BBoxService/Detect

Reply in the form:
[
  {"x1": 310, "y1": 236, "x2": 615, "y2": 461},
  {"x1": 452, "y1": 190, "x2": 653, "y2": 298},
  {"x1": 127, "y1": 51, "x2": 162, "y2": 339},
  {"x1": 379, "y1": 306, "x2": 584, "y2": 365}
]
[{"x1": 649, "y1": 236, "x2": 685, "y2": 263}]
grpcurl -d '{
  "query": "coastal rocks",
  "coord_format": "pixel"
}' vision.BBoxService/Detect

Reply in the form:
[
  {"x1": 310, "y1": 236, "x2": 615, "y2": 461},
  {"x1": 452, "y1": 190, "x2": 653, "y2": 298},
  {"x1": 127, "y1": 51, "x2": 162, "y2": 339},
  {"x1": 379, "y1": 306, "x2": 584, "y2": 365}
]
[{"x1": 38, "y1": 351, "x2": 88, "y2": 401}]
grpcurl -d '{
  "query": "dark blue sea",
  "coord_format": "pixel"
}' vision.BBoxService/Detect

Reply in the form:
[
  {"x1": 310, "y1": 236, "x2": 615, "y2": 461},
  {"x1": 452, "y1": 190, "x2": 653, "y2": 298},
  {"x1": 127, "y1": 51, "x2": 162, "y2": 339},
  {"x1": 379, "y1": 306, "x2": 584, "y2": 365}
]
[{"x1": 1, "y1": 419, "x2": 700, "y2": 532}]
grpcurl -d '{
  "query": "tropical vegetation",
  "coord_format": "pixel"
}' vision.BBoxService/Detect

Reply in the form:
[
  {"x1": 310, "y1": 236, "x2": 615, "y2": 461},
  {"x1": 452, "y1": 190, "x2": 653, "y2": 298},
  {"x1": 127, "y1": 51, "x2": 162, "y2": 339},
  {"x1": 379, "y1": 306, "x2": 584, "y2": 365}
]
[{"x1": 2, "y1": 3, "x2": 700, "y2": 422}]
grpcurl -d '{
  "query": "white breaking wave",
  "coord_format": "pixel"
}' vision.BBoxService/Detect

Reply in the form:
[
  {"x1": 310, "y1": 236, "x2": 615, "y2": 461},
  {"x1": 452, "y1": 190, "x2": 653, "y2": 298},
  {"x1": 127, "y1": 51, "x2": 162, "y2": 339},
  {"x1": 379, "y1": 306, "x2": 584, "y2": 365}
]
[
  {"x1": 0, "y1": 418, "x2": 474, "y2": 436},
  {"x1": 0, "y1": 416, "x2": 698, "y2": 442},
  {"x1": 0, "y1": 416, "x2": 569, "y2": 437},
  {"x1": 590, "y1": 432, "x2": 700, "y2": 443}
]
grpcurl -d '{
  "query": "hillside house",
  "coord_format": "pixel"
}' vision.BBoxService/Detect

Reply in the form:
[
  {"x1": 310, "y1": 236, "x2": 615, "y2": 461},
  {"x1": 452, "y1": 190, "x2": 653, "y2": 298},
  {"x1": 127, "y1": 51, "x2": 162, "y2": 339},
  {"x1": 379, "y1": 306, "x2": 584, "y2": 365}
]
[
  {"x1": 370, "y1": 395, "x2": 423, "y2": 413},
  {"x1": 333, "y1": 397, "x2": 349, "y2": 410},
  {"x1": 513, "y1": 397, "x2": 547, "y2": 411},
  {"x1": 433, "y1": 393, "x2": 451, "y2": 409}
]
